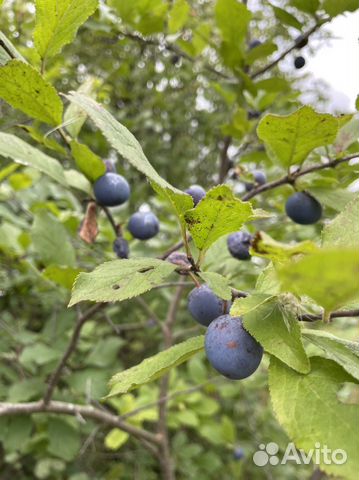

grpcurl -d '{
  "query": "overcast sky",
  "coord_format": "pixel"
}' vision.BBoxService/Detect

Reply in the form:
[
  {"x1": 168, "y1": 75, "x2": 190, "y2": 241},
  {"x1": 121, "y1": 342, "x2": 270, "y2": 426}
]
[{"x1": 303, "y1": 10, "x2": 359, "y2": 112}]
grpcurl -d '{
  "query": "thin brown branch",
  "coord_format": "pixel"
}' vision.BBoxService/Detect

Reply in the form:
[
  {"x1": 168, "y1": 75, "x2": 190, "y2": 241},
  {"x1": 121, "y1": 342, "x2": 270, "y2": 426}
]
[
  {"x1": 250, "y1": 19, "x2": 329, "y2": 79},
  {"x1": 102, "y1": 206, "x2": 119, "y2": 236},
  {"x1": 118, "y1": 29, "x2": 230, "y2": 80},
  {"x1": 43, "y1": 303, "x2": 106, "y2": 405},
  {"x1": 0, "y1": 400, "x2": 160, "y2": 453},
  {"x1": 299, "y1": 309, "x2": 359, "y2": 322},
  {"x1": 158, "y1": 238, "x2": 187, "y2": 260},
  {"x1": 157, "y1": 285, "x2": 185, "y2": 480},
  {"x1": 120, "y1": 377, "x2": 222, "y2": 422},
  {"x1": 242, "y1": 153, "x2": 359, "y2": 201}
]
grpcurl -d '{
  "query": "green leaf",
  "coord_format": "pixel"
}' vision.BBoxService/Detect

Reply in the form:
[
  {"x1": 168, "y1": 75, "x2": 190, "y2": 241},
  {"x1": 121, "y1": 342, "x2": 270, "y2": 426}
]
[
  {"x1": 215, "y1": 0, "x2": 251, "y2": 67},
  {"x1": 18, "y1": 124, "x2": 67, "y2": 155},
  {"x1": 199, "y1": 271, "x2": 232, "y2": 300},
  {"x1": 110, "y1": 0, "x2": 168, "y2": 35},
  {"x1": 215, "y1": 0, "x2": 251, "y2": 43},
  {"x1": 271, "y1": 5, "x2": 302, "y2": 30},
  {"x1": 322, "y1": 0, "x2": 359, "y2": 17},
  {"x1": 246, "y1": 41, "x2": 277, "y2": 65},
  {"x1": 48, "y1": 418, "x2": 80, "y2": 461},
  {"x1": 70, "y1": 140, "x2": 105, "y2": 182},
  {"x1": 64, "y1": 76, "x2": 99, "y2": 138},
  {"x1": 107, "y1": 336, "x2": 205, "y2": 398},
  {"x1": 168, "y1": 0, "x2": 190, "y2": 33},
  {"x1": 64, "y1": 169, "x2": 92, "y2": 194},
  {"x1": 0, "y1": 163, "x2": 20, "y2": 182},
  {"x1": 34, "y1": 0, "x2": 99, "y2": 59},
  {"x1": 269, "y1": 356, "x2": 359, "y2": 480},
  {"x1": 334, "y1": 115, "x2": 359, "y2": 154},
  {"x1": 279, "y1": 248, "x2": 359, "y2": 312},
  {"x1": 184, "y1": 185, "x2": 253, "y2": 252},
  {"x1": 303, "y1": 330, "x2": 359, "y2": 380},
  {"x1": 0, "y1": 416, "x2": 33, "y2": 452},
  {"x1": 0, "y1": 60, "x2": 63, "y2": 125},
  {"x1": 230, "y1": 293, "x2": 274, "y2": 316},
  {"x1": 32, "y1": 211, "x2": 76, "y2": 267},
  {"x1": 251, "y1": 231, "x2": 318, "y2": 262},
  {"x1": 242, "y1": 298, "x2": 310, "y2": 373},
  {"x1": 310, "y1": 186, "x2": 355, "y2": 212},
  {"x1": 0, "y1": 31, "x2": 27, "y2": 65},
  {"x1": 0, "y1": 133, "x2": 68, "y2": 186},
  {"x1": 43, "y1": 265, "x2": 81, "y2": 289},
  {"x1": 322, "y1": 195, "x2": 359, "y2": 248},
  {"x1": 69, "y1": 258, "x2": 177, "y2": 306},
  {"x1": 290, "y1": 0, "x2": 319, "y2": 14},
  {"x1": 65, "y1": 92, "x2": 192, "y2": 222},
  {"x1": 257, "y1": 106, "x2": 339, "y2": 167},
  {"x1": 105, "y1": 429, "x2": 129, "y2": 450}
]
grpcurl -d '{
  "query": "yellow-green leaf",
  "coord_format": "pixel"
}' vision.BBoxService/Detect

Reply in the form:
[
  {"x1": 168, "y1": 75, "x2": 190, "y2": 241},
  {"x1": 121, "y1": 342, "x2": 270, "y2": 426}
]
[
  {"x1": 106, "y1": 336, "x2": 204, "y2": 398},
  {"x1": 0, "y1": 60, "x2": 63, "y2": 125},
  {"x1": 70, "y1": 140, "x2": 105, "y2": 182},
  {"x1": 241, "y1": 297, "x2": 310, "y2": 373},
  {"x1": 184, "y1": 185, "x2": 253, "y2": 252},
  {"x1": 34, "y1": 0, "x2": 99, "y2": 59},
  {"x1": 269, "y1": 356, "x2": 359, "y2": 480},
  {"x1": 168, "y1": 0, "x2": 190, "y2": 33},
  {"x1": 251, "y1": 231, "x2": 319, "y2": 263},
  {"x1": 69, "y1": 258, "x2": 177, "y2": 306},
  {"x1": 279, "y1": 248, "x2": 359, "y2": 312},
  {"x1": 64, "y1": 92, "x2": 193, "y2": 222},
  {"x1": 322, "y1": 195, "x2": 359, "y2": 248},
  {"x1": 0, "y1": 133, "x2": 68, "y2": 186},
  {"x1": 257, "y1": 106, "x2": 339, "y2": 167}
]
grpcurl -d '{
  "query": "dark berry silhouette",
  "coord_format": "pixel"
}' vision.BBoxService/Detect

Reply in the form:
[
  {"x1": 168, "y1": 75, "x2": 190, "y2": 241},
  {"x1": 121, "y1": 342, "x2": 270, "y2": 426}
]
[
  {"x1": 233, "y1": 447, "x2": 245, "y2": 461},
  {"x1": 113, "y1": 237, "x2": 129, "y2": 259},
  {"x1": 128, "y1": 211, "x2": 159, "y2": 240},
  {"x1": 285, "y1": 191, "x2": 322, "y2": 225},
  {"x1": 244, "y1": 170, "x2": 267, "y2": 191},
  {"x1": 205, "y1": 315, "x2": 263, "y2": 380},
  {"x1": 249, "y1": 39, "x2": 262, "y2": 49},
  {"x1": 171, "y1": 54, "x2": 181, "y2": 65},
  {"x1": 295, "y1": 35, "x2": 308, "y2": 49},
  {"x1": 294, "y1": 56, "x2": 305, "y2": 69},
  {"x1": 185, "y1": 185, "x2": 206, "y2": 206},
  {"x1": 188, "y1": 284, "x2": 230, "y2": 327},
  {"x1": 247, "y1": 110, "x2": 261, "y2": 120},
  {"x1": 227, "y1": 231, "x2": 253, "y2": 260},
  {"x1": 93, "y1": 172, "x2": 130, "y2": 207}
]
